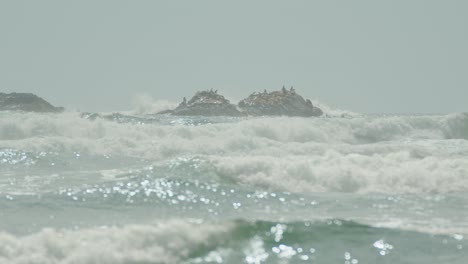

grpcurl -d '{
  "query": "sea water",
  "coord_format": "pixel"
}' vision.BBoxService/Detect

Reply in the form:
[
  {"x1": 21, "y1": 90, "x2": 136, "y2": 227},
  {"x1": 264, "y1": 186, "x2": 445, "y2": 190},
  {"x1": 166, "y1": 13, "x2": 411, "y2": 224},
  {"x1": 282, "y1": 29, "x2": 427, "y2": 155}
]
[{"x1": 0, "y1": 110, "x2": 467, "y2": 263}]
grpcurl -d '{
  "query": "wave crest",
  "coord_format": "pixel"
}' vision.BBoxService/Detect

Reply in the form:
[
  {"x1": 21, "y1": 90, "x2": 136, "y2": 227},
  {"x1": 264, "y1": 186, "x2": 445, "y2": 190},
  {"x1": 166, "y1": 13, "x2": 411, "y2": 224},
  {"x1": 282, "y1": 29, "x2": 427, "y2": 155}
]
[
  {"x1": 0, "y1": 220, "x2": 233, "y2": 264},
  {"x1": 1, "y1": 219, "x2": 465, "y2": 264}
]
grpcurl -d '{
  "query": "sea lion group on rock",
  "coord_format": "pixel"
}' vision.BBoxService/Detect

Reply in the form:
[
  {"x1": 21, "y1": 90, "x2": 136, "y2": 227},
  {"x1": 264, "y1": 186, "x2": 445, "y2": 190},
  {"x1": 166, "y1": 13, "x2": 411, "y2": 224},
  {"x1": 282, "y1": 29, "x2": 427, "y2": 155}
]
[{"x1": 160, "y1": 87, "x2": 323, "y2": 117}]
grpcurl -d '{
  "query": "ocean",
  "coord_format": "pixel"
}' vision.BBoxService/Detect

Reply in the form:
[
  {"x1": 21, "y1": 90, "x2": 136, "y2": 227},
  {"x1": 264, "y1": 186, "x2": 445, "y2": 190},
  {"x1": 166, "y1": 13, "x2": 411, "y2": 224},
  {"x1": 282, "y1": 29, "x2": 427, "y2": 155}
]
[{"x1": 0, "y1": 110, "x2": 467, "y2": 263}]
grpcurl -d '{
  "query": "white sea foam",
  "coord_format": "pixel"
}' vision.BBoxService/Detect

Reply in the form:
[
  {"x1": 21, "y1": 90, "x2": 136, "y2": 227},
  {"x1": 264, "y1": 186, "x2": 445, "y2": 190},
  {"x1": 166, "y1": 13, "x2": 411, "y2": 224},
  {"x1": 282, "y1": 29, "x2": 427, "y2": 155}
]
[
  {"x1": 207, "y1": 150, "x2": 468, "y2": 193},
  {"x1": 1, "y1": 112, "x2": 467, "y2": 194},
  {"x1": 1, "y1": 112, "x2": 466, "y2": 153},
  {"x1": 2, "y1": 110, "x2": 467, "y2": 263},
  {"x1": 310, "y1": 99, "x2": 359, "y2": 118},
  {"x1": 131, "y1": 94, "x2": 177, "y2": 115},
  {"x1": 0, "y1": 220, "x2": 234, "y2": 264}
]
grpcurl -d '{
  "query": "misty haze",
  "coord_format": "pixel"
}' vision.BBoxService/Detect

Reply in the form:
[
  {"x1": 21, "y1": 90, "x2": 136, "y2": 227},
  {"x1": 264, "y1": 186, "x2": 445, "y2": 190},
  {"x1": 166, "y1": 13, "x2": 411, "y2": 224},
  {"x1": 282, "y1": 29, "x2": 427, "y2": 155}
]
[{"x1": 1, "y1": 1, "x2": 467, "y2": 263}]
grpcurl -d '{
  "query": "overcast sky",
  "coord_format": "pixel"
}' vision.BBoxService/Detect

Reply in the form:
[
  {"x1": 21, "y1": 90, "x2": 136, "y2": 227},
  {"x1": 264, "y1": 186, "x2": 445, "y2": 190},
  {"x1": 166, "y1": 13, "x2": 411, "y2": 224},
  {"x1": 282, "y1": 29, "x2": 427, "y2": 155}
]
[{"x1": 1, "y1": 1, "x2": 467, "y2": 113}]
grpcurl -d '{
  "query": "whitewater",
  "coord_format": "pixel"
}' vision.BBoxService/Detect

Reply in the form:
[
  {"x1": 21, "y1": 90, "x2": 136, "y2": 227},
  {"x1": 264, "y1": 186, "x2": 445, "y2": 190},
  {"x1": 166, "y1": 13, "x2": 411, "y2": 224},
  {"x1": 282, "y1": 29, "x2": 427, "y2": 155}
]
[{"x1": 1, "y1": 108, "x2": 468, "y2": 263}]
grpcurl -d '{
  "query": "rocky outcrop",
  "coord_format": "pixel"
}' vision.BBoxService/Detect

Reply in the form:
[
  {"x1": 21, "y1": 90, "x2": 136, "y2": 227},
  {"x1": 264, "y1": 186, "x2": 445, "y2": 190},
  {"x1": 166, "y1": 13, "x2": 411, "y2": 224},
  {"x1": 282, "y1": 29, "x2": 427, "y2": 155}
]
[
  {"x1": 238, "y1": 87, "x2": 323, "y2": 117},
  {"x1": 158, "y1": 90, "x2": 243, "y2": 116},
  {"x1": 159, "y1": 88, "x2": 323, "y2": 117},
  {"x1": 0, "y1": 93, "x2": 64, "y2": 113}
]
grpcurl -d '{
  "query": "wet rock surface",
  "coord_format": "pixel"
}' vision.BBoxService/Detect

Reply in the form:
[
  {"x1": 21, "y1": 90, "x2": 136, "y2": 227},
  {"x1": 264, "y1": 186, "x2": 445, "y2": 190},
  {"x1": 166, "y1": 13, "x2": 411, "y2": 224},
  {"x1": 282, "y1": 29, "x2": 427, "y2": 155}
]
[
  {"x1": 238, "y1": 87, "x2": 323, "y2": 117},
  {"x1": 159, "y1": 90, "x2": 243, "y2": 116},
  {"x1": 0, "y1": 93, "x2": 64, "y2": 113}
]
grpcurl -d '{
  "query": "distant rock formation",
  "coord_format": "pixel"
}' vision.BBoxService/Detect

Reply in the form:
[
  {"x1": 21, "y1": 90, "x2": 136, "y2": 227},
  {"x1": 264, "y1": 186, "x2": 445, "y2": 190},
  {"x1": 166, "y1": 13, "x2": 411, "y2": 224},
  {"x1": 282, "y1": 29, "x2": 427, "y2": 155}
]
[
  {"x1": 0, "y1": 93, "x2": 64, "y2": 113},
  {"x1": 158, "y1": 90, "x2": 243, "y2": 116},
  {"x1": 238, "y1": 87, "x2": 323, "y2": 117},
  {"x1": 159, "y1": 88, "x2": 323, "y2": 117}
]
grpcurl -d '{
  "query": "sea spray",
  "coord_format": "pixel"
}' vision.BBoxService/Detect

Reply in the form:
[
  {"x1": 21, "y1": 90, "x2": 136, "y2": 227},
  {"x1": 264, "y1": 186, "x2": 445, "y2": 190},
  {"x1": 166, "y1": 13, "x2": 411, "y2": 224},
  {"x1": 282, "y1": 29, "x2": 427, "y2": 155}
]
[{"x1": 1, "y1": 111, "x2": 467, "y2": 263}]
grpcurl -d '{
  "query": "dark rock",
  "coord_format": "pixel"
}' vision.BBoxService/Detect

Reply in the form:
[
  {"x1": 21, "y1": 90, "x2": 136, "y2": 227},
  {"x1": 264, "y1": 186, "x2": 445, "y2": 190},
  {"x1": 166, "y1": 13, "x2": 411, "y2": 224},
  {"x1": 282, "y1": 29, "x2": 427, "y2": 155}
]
[
  {"x1": 238, "y1": 87, "x2": 322, "y2": 117},
  {"x1": 0, "y1": 93, "x2": 64, "y2": 113},
  {"x1": 159, "y1": 90, "x2": 243, "y2": 116}
]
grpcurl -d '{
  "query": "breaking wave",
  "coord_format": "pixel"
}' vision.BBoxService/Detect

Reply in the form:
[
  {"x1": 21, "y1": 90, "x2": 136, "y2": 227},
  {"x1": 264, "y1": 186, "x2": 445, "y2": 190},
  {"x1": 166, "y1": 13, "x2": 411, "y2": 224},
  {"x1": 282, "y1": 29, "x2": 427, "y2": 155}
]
[
  {"x1": 206, "y1": 151, "x2": 468, "y2": 193},
  {"x1": 0, "y1": 113, "x2": 468, "y2": 148},
  {"x1": 1, "y1": 112, "x2": 468, "y2": 194},
  {"x1": 0, "y1": 219, "x2": 466, "y2": 264},
  {"x1": 131, "y1": 94, "x2": 177, "y2": 115},
  {"x1": 0, "y1": 220, "x2": 234, "y2": 264}
]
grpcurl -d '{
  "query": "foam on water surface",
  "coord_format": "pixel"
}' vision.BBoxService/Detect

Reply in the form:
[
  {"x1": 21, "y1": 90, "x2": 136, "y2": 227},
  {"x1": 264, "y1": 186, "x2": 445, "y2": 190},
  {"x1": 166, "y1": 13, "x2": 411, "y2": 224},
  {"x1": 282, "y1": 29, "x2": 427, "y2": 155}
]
[{"x1": 1, "y1": 111, "x2": 468, "y2": 263}]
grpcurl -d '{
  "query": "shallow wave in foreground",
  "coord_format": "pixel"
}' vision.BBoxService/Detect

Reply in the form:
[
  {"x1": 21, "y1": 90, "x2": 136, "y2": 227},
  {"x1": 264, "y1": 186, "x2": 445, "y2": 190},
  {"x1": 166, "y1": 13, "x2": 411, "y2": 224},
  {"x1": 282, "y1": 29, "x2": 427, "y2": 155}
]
[{"x1": 1, "y1": 219, "x2": 466, "y2": 264}]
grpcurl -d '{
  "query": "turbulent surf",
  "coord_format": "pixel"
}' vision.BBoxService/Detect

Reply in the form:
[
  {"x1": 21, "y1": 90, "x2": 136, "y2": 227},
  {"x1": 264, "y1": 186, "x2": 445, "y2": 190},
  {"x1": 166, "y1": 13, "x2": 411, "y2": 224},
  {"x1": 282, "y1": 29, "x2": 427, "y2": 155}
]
[{"x1": 1, "y1": 110, "x2": 467, "y2": 263}]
